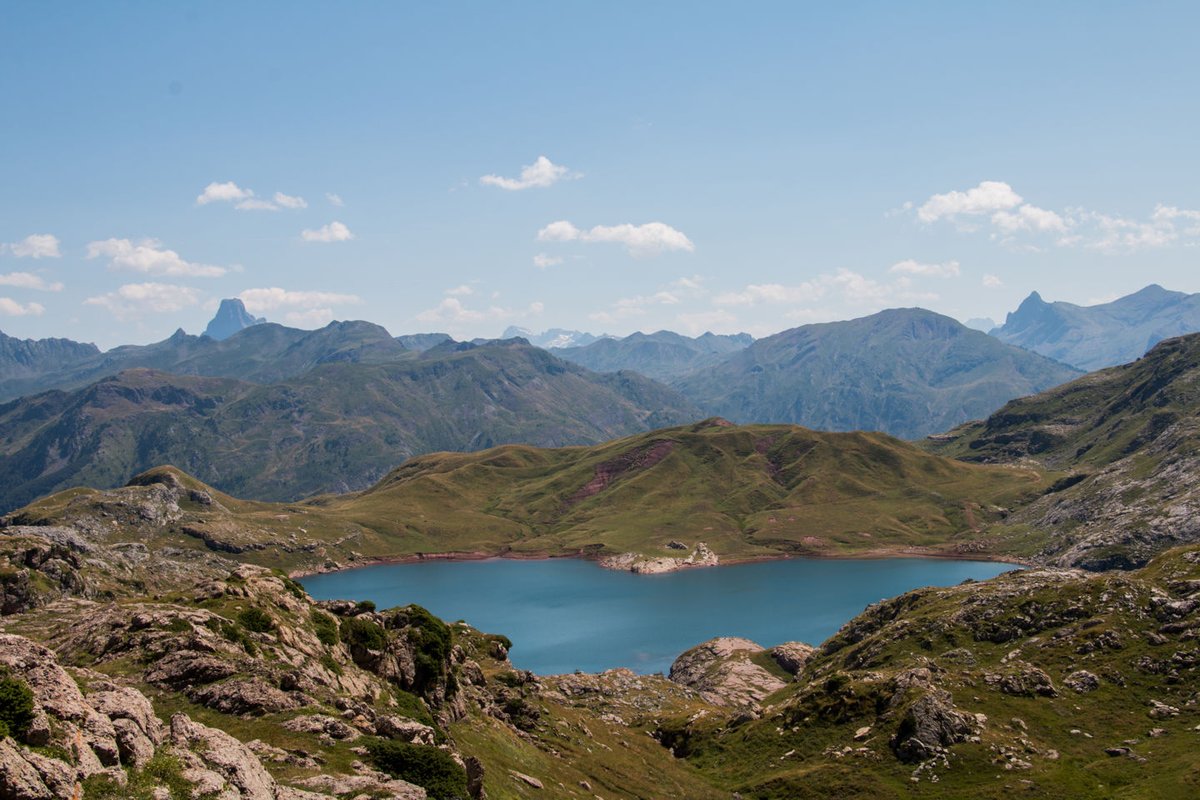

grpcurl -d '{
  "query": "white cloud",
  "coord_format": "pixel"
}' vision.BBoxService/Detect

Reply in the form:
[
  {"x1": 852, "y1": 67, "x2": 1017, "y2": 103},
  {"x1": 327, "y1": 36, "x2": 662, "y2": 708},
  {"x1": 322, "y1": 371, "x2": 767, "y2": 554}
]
[
  {"x1": 415, "y1": 297, "x2": 542, "y2": 326},
  {"x1": 301, "y1": 221, "x2": 354, "y2": 243},
  {"x1": 480, "y1": 156, "x2": 575, "y2": 190},
  {"x1": 4, "y1": 234, "x2": 62, "y2": 259},
  {"x1": 991, "y1": 204, "x2": 1067, "y2": 234},
  {"x1": 917, "y1": 180, "x2": 1022, "y2": 223},
  {"x1": 326, "y1": 193, "x2": 344, "y2": 207},
  {"x1": 235, "y1": 197, "x2": 279, "y2": 211},
  {"x1": 533, "y1": 253, "x2": 563, "y2": 269},
  {"x1": 537, "y1": 220, "x2": 694, "y2": 256},
  {"x1": 913, "y1": 181, "x2": 1200, "y2": 252},
  {"x1": 86, "y1": 238, "x2": 227, "y2": 278},
  {"x1": 536, "y1": 221, "x2": 580, "y2": 242},
  {"x1": 283, "y1": 308, "x2": 335, "y2": 328},
  {"x1": 0, "y1": 272, "x2": 64, "y2": 291},
  {"x1": 84, "y1": 282, "x2": 202, "y2": 319},
  {"x1": 675, "y1": 309, "x2": 739, "y2": 334},
  {"x1": 0, "y1": 297, "x2": 45, "y2": 316},
  {"x1": 715, "y1": 268, "x2": 936, "y2": 312},
  {"x1": 236, "y1": 287, "x2": 362, "y2": 314},
  {"x1": 196, "y1": 181, "x2": 253, "y2": 205},
  {"x1": 273, "y1": 192, "x2": 307, "y2": 209},
  {"x1": 982, "y1": 274, "x2": 1003, "y2": 288},
  {"x1": 889, "y1": 259, "x2": 961, "y2": 278},
  {"x1": 445, "y1": 284, "x2": 474, "y2": 297},
  {"x1": 714, "y1": 281, "x2": 826, "y2": 306}
]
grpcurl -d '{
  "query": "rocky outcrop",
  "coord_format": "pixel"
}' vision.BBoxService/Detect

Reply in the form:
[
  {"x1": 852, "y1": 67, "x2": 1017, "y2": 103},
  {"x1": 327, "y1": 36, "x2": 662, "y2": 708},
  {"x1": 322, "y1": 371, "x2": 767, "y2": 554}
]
[
  {"x1": 768, "y1": 641, "x2": 816, "y2": 677},
  {"x1": 668, "y1": 637, "x2": 787, "y2": 708},
  {"x1": 891, "y1": 688, "x2": 980, "y2": 762},
  {"x1": 600, "y1": 541, "x2": 719, "y2": 574}
]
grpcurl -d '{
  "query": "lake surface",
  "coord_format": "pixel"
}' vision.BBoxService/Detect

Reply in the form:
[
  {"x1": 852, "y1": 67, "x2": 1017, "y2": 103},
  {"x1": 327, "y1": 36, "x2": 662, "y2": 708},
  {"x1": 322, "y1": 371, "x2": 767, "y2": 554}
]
[{"x1": 300, "y1": 557, "x2": 1018, "y2": 675}]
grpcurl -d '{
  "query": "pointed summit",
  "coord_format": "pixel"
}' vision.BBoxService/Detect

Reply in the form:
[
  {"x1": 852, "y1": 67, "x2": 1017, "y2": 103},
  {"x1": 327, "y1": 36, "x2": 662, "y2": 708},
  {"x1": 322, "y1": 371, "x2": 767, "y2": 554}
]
[{"x1": 203, "y1": 299, "x2": 265, "y2": 341}]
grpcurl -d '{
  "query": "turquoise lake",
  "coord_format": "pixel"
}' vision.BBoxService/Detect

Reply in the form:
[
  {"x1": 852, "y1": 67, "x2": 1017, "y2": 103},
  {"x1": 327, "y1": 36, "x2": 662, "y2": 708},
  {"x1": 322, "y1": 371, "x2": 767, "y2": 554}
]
[{"x1": 299, "y1": 557, "x2": 1018, "y2": 675}]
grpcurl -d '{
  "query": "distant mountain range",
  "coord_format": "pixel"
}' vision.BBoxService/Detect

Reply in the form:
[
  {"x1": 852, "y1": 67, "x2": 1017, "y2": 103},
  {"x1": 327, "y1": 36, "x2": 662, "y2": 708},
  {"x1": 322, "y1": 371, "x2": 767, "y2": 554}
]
[
  {"x1": 552, "y1": 330, "x2": 753, "y2": 381},
  {"x1": 0, "y1": 339, "x2": 698, "y2": 513},
  {"x1": 672, "y1": 308, "x2": 1082, "y2": 439},
  {"x1": 991, "y1": 283, "x2": 1200, "y2": 371},
  {"x1": 501, "y1": 325, "x2": 606, "y2": 349}
]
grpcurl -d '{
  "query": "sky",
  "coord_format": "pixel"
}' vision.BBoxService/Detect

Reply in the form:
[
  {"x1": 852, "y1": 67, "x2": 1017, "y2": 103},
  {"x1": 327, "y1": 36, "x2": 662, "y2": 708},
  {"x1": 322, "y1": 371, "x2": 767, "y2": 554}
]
[{"x1": 2, "y1": 1, "x2": 1200, "y2": 349}]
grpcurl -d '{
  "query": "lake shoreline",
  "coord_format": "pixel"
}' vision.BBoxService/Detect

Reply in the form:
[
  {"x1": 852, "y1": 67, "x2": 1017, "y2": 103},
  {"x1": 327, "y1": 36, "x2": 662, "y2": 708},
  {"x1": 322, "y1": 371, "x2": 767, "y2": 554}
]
[{"x1": 289, "y1": 544, "x2": 1032, "y2": 579}]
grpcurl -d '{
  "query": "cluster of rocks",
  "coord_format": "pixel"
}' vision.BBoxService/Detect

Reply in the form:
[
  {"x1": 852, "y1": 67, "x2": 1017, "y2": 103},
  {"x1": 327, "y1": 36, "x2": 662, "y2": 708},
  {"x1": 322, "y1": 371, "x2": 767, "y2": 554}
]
[{"x1": 600, "y1": 541, "x2": 719, "y2": 574}]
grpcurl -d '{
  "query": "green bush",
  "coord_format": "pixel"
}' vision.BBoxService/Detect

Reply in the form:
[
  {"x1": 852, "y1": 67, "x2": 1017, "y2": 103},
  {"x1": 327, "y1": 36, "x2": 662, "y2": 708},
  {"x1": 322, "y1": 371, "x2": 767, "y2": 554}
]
[
  {"x1": 310, "y1": 609, "x2": 340, "y2": 646},
  {"x1": 366, "y1": 739, "x2": 467, "y2": 800},
  {"x1": 355, "y1": 599, "x2": 377, "y2": 613},
  {"x1": 237, "y1": 607, "x2": 275, "y2": 633},
  {"x1": 342, "y1": 616, "x2": 387, "y2": 651},
  {"x1": 401, "y1": 605, "x2": 452, "y2": 695},
  {"x1": 0, "y1": 670, "x2": 34, "y2": 739}
]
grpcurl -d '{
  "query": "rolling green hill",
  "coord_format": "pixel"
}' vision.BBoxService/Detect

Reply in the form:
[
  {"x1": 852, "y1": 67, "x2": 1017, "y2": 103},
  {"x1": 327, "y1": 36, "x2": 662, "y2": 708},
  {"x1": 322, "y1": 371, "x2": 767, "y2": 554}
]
[{"x1": 4, "y1": 419, "x2": 1049, "y2": 575}]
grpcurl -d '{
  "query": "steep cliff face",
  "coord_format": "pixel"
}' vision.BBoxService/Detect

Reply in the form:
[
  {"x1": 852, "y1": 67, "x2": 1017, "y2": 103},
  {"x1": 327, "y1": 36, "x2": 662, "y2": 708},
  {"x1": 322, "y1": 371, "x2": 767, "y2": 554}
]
[{"x1": 203, "y1": 298, "x2": 266, "y2": 341}]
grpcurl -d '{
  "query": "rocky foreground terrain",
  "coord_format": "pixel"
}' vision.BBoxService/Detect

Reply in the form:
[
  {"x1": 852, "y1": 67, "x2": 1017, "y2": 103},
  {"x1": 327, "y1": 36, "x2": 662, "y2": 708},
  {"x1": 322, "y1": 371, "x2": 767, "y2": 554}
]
[{"x1": 0, "y1": 469, "x2": 1197, "y2": 798}]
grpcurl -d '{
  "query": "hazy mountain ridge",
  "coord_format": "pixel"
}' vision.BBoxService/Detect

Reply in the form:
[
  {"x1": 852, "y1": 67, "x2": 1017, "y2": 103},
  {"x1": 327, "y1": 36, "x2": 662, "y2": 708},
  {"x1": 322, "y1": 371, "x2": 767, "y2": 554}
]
[
  {"x1": 552, "y1": 330, "x2": 754, "y2": 381},
  {"x1": 672, "y1": 308, "x2": 1082, "y2": 439},
  {"x1": 992, "y1": 283, "x2": 1200, "y2": 371},
  {"x1": 0, "y1": 342, "x2": 699, "y2": 513},
  {"x1": 0, "y1": 329, "x2": 100, "y2": 382}
]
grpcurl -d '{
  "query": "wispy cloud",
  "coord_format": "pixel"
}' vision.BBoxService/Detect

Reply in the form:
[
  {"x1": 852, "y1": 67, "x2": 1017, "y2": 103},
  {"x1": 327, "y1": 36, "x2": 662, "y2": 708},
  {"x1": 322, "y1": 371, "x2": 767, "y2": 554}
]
[
  {"x1": 236, "y1": 287, "x2": 362, "y2": 314},
  {"x1": 196, "y1": 181, "x2": 253, "y2": 205},
  {"x1": 0, "y1": 298, "x2": 45, "y2": 316},
  {"x1": 3, "y1": 234, "x2": 61, "y2": 259},
  {"x1": 197, "y1": 181, "x2": 308, "y2": 211},
  {"x1": 301, "y1": 221, "x2": 354, "y2": 243},
  {"x1": 982, "y1": 274, "x2": 1003, "y2": 288},
  {"x1": 889, "y1": 259, "x2": 961, "y2": 278},
  {"x1": 537, "y1": 220, "x2": 694, "y2": 256},
  {"x1": 0, "y1": 272, "x2": 64, "y2": 291},
  {"x1": 532, "y1": 253, "x2": 563, "y2": 269},
  {"x1": 84, "y1": 282, "x2": 202, "y2": 319},
  {"x1": 716, "y1": 268, "x2": 937, "y2": 312},
  {"x1": 326, "y1": 193, "x2": 345, "y2": 207},
  {"x1": 87, "y1": 238, "x2": 227, "y2": 278},
  {"x1": 913, "y1": 180, "x2": 1200, "y2": 252},
  {"x1": 481, "y1": 156, "x2": 576, "y2": 190},
  {"x1": 273, "y1": 191, "x2": 307, "y2": 210}
]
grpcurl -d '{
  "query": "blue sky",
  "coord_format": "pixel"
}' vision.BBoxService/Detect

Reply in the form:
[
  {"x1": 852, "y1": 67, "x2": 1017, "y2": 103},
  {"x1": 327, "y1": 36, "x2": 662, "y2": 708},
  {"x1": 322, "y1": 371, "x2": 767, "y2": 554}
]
[{"x1": 2, "y1": 1, "x2": 1199, "y2": 348}]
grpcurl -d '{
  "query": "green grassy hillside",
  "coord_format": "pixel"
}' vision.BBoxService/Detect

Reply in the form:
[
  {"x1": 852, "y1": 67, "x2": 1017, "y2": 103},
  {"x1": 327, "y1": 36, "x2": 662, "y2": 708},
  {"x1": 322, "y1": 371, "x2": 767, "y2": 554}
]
[{"x1": 4, "y1": 419, "x2": 1049, "y2": 576}]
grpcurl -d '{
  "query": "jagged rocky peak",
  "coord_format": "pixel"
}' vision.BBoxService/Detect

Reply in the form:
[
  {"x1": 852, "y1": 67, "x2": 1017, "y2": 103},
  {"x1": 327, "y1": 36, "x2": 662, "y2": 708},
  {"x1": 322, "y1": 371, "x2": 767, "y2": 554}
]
[{"x1": 203, "y1": 298, "x2": 266, "y2": 341}]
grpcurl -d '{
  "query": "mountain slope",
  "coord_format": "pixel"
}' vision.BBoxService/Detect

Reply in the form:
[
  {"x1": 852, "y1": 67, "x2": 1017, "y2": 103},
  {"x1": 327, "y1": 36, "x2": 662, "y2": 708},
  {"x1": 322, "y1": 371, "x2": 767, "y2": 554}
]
[
  {"x1": 673, "y1": 308, "x2": 1081, "y2": 439},
  {"x1": 553, "y1": 330, "x2": 753, "y2": 381},
  {"x1": 0, "y1": 342, "x2": 699, "y2": 512},
  {"x1": 928, "y1": 332, "x2": 1200, "y2": 568},
  {"x1": 992, "y1": 284, "x2": 1200, "y2": 371}
]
